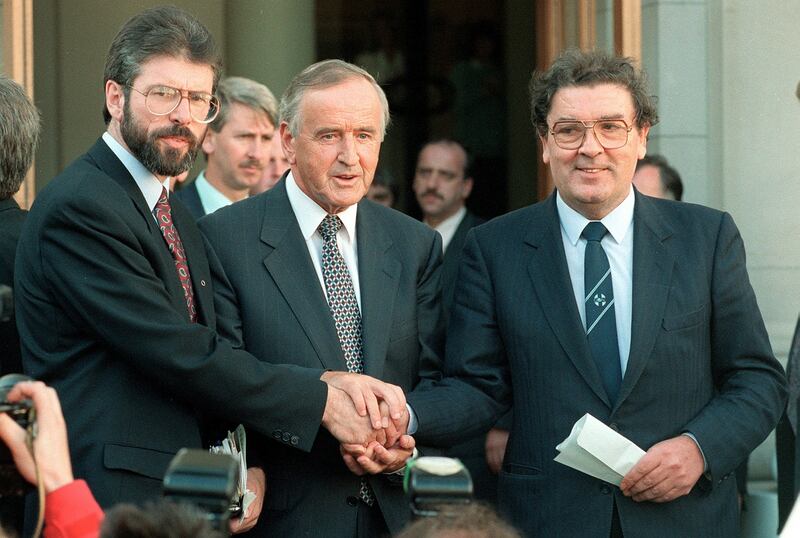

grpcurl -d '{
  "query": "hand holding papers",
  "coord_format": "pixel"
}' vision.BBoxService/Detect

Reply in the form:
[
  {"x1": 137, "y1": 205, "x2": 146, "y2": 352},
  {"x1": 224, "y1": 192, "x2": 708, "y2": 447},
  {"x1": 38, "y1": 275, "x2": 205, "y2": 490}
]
[
  {"x1": 554, "y1": 413, "x2": 645, "y2": 486},
  {"x1": 209, "y1": 425, "x2": 257, "y2": 518}
]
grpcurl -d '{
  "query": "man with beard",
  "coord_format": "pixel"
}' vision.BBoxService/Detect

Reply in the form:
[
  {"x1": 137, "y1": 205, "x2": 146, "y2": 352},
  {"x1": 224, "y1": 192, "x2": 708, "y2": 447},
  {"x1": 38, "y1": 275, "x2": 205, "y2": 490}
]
[
  {"x1": 14, "y1": 6, "x2": 409, "y2": 526},
  {"x1": 175, "y1": 77, "x2": 279, "y2": 219}
]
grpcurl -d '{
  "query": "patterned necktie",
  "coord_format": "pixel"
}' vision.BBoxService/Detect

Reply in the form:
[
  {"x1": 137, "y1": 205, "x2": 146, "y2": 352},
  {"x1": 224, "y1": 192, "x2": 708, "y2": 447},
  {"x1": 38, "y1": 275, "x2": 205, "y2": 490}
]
[
  {"x1": 318, "y1": 214, "x2": 374, "y2": 505},
  {"x1": 153, "y1": 187, "x2": 197, "y2": 323},
  {"x1": 583, "y1": 222, "x2": 622, "y2": 404}
]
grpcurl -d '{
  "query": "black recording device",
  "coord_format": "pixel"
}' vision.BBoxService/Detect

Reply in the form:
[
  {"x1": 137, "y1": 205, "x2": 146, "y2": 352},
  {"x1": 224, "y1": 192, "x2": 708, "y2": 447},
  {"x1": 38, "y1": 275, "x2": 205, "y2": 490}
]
[
  {"x1": 0, "y1": 284, "x2": 13, "y2": 323},
  {"x1": 162, "y1": 448, "x2": 240, "y2": 531},
  {"x1": 405, "y1": 456, "x2": 474, "y2": 519},
  {"x1": 0, "y1": 373, "x2": 35, "y2": 498}
]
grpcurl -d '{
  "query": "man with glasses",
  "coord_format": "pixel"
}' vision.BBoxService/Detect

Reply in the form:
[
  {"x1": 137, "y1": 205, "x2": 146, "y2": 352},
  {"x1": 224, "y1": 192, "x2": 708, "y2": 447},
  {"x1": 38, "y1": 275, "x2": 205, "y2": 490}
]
[
  {"x1": 406, "y1": 49, "x2": 786, "y2": 537},
  {"x1": 14, "y1": 6, "x2": 407, "y2": 524}
]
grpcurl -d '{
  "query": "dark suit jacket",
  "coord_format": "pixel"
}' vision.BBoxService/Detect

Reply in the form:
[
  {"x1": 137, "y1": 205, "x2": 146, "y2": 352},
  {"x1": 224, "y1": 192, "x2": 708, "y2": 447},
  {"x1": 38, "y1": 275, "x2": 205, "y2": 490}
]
[
  {"x1": 440, "y1": 210, "x2": 485, "y2": 315},
  {"x1": 15, "y1": 139, "x2": 329, "y2": 507},
  {"x1": 0, "y1": 197, "x2": 26, "y2": 375},
  {"x1": 173, "y1": 180, "x2": 205, "y2": 220},
  {"x1": 777, "y1": 316, "x2": 800, "y2": 529},
  {"x1": 409, "y1": 192, "x2": 787, "y2": 537},
  {"x1": 198, "y1": 180, "x2": 445, "y2": 536}
]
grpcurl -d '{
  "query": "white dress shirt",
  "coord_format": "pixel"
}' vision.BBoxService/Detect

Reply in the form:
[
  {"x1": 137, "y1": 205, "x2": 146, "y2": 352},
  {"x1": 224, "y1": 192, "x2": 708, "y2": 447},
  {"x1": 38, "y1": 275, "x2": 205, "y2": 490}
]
[
  {"x1": 556, "y1": 188, "x2": 634, "y2": 376},
  {"x1": 285, "y1": 172, "x2": 362, "y2": 310},
  {"x1": 195, "y1": 170, "x2": 239, "y2": 215},
  {"x1": 102, "y1": 132, "x2": 170, "y2": 214},
  {"x1": 430, "y1": 206, "x2": 467, "y2": 253}
]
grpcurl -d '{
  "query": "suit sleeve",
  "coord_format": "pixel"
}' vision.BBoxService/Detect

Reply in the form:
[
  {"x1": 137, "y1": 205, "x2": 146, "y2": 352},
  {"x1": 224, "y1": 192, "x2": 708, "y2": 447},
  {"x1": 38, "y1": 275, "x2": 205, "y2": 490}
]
[
  {"x1": 684, "y1": 212, "x2": 787, "y2": 482},
  {"x1": 38, "y1": 192, "x2": 328, "y2": 452},
  {"x1": 408, "y1": 229, "x2": 510, "y2": 446}
]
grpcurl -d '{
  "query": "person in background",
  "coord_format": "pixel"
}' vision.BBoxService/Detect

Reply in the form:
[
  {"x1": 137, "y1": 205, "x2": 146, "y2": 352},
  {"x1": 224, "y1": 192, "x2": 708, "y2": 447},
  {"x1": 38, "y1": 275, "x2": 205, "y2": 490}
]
[
  {"x1": 175, "y1": 76, "x2": 278, "y2": 219},
  {"x1": 250, "y1": 133, "x2": 290, "y2": 196},
  {"x1": 632, "y1": 154, "x2": 683, "y2": 201}
]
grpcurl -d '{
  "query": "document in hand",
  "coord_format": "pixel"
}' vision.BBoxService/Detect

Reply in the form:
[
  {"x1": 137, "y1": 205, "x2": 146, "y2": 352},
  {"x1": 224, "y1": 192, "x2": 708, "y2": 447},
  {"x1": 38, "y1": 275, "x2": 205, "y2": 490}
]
[
  {"x1": 210, "y1": 425, "x2": 257, "y2": 516},
  {"x1": 554, "y1": 413, "x2": 645, "y2": 485}
]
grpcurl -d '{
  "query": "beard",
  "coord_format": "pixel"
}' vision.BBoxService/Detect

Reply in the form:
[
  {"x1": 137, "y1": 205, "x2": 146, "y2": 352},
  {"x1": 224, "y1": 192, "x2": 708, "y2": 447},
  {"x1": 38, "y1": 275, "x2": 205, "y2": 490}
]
[{"x1": 120, "y1": 100, "x2": 200, "y2": 177}]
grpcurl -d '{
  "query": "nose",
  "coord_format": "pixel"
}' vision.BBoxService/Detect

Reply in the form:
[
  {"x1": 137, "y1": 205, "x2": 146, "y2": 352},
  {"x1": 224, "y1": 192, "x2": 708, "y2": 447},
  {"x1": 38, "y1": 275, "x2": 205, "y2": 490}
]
[
  {"x1": 578, "y1": 125, "x2": 603, "y2": 157},
  {"x1": 169, "y1": 95, "x2": 192, "y2": 126},
  {"x1": 338, "y1": 134, "x2": 358, "y2": 166},
  {"x1": 249, "y1": 139, "x2": 267, "y2": 160}
]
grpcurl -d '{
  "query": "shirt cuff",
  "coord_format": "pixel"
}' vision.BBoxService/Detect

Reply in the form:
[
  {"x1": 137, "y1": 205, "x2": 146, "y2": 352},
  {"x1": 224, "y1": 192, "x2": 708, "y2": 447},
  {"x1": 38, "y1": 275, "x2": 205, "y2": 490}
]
[
  {"x1": 682, "y1": 432, "x2": 708, "y2": 472},
  {"x1": 407, "y1": 403, "x2": 418, "y2": 435}
]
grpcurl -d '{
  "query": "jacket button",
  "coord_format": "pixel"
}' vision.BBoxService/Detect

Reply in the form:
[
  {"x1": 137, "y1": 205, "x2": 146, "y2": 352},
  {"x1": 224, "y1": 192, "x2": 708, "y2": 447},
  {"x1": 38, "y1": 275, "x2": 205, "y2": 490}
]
[
  {"x1": 600, "y1": 484, "x2": 612, "y2": 495},
  {"x1": 346, "y1": 496, "x2": 359, "y2": 507},
  {"x1": 200, "y1": 279, "x2": 206, "y2": 287},
  {"x1": 272, "y1": 430, "x2": 282, "y2": 440},
  {"x1": 290, "y1": 435, "x2": 299, "y2": 446},
  {"x1": 282, "y1": 432, "x2": 291, "y2": 443}
]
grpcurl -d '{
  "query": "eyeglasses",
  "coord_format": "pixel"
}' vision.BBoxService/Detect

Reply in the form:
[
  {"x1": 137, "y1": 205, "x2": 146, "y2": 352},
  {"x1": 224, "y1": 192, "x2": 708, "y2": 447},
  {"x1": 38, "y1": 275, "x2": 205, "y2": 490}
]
[
  {"x1": 127, "y1": 84, "x2": 220, "y2": 124},
  {"x1": 549, "y1": 119, "x2": 634, "y2": 150}
]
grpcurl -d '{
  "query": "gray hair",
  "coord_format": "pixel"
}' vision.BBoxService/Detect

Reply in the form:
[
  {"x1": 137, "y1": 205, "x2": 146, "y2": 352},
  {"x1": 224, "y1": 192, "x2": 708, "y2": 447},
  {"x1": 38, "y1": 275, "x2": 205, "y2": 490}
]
[
  {"x1": 279, "y1": 59, "x2": 390, "y2": 139},
  {"x1": 208, "y1": 76, "x2": 278, "y2": 132},
  {"x1": 0, "y1": 75, "x2": 41, "y2": 200},
  {"x1": 102, "y1": 5, "x2": 221, "y2": 124},
  {"x1": 529, "y1": 49, "x2": 659, "y2": 137}
]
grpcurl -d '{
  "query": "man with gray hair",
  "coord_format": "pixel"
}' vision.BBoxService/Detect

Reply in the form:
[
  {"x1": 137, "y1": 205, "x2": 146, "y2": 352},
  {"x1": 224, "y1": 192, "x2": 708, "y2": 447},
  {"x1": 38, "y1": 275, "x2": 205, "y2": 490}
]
[
  {"x1": 14, "y1": 7, "x2": 406, "y2": 525},
  {"x1": 199, "y1": 59, "x2": 444, "y2": 537},
  {"x1": 175, "y1": 76, "x2": 278, "y2": 219}
]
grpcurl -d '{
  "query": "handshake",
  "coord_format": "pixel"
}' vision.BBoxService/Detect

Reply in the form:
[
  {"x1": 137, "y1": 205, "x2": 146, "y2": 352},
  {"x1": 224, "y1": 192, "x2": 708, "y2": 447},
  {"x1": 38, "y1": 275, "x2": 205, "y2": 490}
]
[{"x1": 320, "y1": 371, "x2": 415, "y2": 475}]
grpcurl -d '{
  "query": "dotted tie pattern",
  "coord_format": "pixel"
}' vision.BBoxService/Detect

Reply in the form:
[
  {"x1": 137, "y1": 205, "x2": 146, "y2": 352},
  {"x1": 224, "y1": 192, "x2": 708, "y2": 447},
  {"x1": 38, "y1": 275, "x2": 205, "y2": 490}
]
[
  {"x1": 153, "y1": 187, "x2": 197, "y2": 323},
  {"x1": 318, "y1": 214, "x2": 374, "y2": 506}
]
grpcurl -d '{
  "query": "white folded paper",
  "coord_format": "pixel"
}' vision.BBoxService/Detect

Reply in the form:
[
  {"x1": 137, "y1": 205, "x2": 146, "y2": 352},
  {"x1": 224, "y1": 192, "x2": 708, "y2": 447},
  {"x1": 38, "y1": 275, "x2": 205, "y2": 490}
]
[{"x1": 554, "y1": 413, "x2": 645, "y2": 485}]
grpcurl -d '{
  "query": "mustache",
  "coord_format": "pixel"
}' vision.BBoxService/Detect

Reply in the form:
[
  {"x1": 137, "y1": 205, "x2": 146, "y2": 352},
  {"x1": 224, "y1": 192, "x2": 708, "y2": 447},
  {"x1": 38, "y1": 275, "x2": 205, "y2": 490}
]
[
  {"x1": 151, "y1": 125, "x2": 197, "y2": 145},
  {"x1": 420, "y1": 189, "x2": 443, "y2": 200},
  {"x1": 240, "y1": 159, "x2": 263, "y2": 170}
]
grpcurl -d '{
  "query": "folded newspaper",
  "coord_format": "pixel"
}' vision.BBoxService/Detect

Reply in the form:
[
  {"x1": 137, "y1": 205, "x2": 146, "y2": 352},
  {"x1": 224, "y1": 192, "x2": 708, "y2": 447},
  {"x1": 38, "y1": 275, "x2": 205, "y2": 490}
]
[
  {"x1": 554, "y1": 413, "x2": 645, "y2": 485},
  {"x1": 209, "y1": 424, "x2": 256, "y2": 517}
]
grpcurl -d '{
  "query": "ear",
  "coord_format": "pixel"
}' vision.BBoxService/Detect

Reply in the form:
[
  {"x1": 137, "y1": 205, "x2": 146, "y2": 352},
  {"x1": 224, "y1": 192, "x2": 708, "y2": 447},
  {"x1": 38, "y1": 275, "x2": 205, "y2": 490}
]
[
  {"x1": 202, "y1": 129, "x2": 217, "y2": 155},
  {"x1": 636, "y1": 124, "x2": 650, "y2": 159},
  {"x1": 105, "y1": 80, "x2": 125, "y2": 124},
  {"x1": 462, "y1": 177, "x2": 474, "y2": 199},
  {"x1": 539, "y1": 134, "x2": 551, "y2": 165},
  {"x1": 280, "y1": 122, "x2": 297, "y2": 165}
]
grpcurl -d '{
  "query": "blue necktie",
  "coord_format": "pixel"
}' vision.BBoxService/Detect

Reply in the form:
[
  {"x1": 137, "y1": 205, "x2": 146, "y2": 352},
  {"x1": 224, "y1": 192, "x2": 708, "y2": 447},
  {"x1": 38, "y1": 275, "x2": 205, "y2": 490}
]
[{"x1": 582, "y1": 222, "x2": 622, "y2": 404}]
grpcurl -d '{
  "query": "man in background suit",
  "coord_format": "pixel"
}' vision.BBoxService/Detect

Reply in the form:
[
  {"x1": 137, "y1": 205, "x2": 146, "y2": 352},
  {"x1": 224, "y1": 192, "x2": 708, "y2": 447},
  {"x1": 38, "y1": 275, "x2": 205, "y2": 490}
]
[
  {"x1": 0, "y1": 73, "x2": 40, "y2": 538},
  {"x1": 412, "y1": 138, "x2": 509, "y2": 503},
  {"x1": 407, "y1": 49, "x2": 787, "y2": 537},
  {"x1": 632, "y1": 154, "x2": 683, "y2": 201},
  {"x1": 0, "y1": 75, "x2": 40, "y2": 378},
  {"x1": 175, "y1": 76, "x2": 278, "y2": 219},
  {"x1": 14, "y1": 7, "x2": 406, "y2": 528},
  {"x1": 199, "y1": 60, "x2": 443, "y2": 537}
]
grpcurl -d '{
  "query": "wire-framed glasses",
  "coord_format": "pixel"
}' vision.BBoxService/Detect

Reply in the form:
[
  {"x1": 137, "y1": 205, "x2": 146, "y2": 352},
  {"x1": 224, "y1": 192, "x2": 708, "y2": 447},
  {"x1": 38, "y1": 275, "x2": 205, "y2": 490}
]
[
  {"x1": 127, "y1": 84, "x2": 220, "y2": 124},
  {"x1": 549, "y1": 119, "x2": 634, "y2": 150}
]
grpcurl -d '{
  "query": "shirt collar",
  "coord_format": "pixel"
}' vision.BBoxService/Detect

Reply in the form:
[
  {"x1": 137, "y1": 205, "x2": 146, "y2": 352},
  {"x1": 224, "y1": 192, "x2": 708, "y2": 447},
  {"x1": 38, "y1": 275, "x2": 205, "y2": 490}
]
[
  {"x1": 556, "y1": 186, "x2": 635, "y2": 246},
  {"x1": 285, "y1": 171, "x2": 358, "y2": 243},
  {"x1": 431, "y1": 206, "x2": 467, "y2": 251},
  {"x1": 102, "y1": 132, "x2": 170, "y2": 212},
  {"x1": 194, "y1": 170, "x2": 236, "y2": 214}
]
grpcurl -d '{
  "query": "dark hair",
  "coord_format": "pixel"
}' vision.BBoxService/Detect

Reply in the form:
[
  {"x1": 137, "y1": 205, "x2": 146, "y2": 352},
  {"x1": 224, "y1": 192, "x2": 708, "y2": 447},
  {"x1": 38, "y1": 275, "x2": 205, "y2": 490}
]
[
  {"x1": 419, "y1": 139, "x2": 473, "y2": 178},
  {"x1": 0, "y1": 75, "x2": 40, "y2": 200},
  {"x1": 396, "y1": 503, "x2": 522, "y2": 538},
  {"x1": 636, "y1": 154, "x2": 683, "y2": 201},
  {"x1": 529, "y1": 49, "x2": 659, "y2": 136},
  {"x1": 102, "y1": 5, "x2": 221, "y2": 124},
  {"x1": 100, "y1": 500, "x2": 224, "y2": 538}
]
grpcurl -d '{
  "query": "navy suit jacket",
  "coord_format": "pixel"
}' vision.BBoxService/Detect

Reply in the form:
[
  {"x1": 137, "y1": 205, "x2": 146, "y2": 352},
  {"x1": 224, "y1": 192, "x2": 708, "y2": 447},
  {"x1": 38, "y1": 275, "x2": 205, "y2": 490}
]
[
  {"x1": 198, "y1": 180, "x2": 445, "y2": 536},
  {"x1": 15, "y1": 139, "x2": 329, "y2": 507},
  {"x1": 0, "y1": 197, "x2": 26, "y2": 375},
  {"x1": 409, "y1": 191, "x2": 787, "y2": 537},
  {"x1": 173, "y1": 180, "x2": 205, "y2": 220}
]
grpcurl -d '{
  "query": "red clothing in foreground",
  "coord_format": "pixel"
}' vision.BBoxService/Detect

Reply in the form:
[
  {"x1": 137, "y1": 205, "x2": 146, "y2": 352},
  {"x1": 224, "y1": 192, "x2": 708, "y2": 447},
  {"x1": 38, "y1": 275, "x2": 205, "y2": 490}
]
[{"x1": 44, "y1": 480, "x2": 104, "y2": 538}]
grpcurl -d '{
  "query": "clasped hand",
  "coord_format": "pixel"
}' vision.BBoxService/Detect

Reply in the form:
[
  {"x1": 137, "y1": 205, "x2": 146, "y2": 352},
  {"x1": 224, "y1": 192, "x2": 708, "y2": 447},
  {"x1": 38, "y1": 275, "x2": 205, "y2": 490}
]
[{"x1": 319, "y1": 372, "x2": 415, "y2": 474}]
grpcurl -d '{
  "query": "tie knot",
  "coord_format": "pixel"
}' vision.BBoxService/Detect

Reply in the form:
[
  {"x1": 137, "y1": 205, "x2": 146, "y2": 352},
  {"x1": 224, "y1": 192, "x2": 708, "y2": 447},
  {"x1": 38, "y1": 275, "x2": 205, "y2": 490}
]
[
  {"x1": 155, "y1": 187, "x2": 170, "y2": 210},
  {"x1": 319, "y1": 214, "x2": 343, "y2": 242},
  {"x1": 582, "y1": 221, "x2": 608, "y2": 242}
]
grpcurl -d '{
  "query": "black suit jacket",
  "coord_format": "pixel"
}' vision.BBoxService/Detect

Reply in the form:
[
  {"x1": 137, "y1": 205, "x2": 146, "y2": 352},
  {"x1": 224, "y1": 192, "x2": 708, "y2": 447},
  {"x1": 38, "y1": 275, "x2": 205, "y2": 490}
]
[
  {"x1": 440, "y1": 210, "x2": 485, "y2": 315},
  {"x1": 0, "y1": 197, "x2": 26, "y2": 375},
  {"x1": 409, "y1": 192, "x2": 787, "y2": 537},
  {"x1": 15, "y1": 138, "x2": 330, "y2": 507},
  {"x1": 198, "y1": 180, "x2": 445, "y2": 536},
  {"x1": 173, "y1": 180, "x2": 205, "y2": 220}
]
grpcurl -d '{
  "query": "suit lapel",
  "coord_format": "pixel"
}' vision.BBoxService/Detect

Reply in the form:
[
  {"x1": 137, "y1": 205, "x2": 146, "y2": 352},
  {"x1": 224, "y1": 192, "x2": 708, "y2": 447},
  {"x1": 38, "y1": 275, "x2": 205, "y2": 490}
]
[
  {"x1": 356, "y1": 202, "x2": 401, "y2": 379},
  {"x1": 87, "y1": 138, "x2": 189, "y2": 317},
  {"x1": 260, "y1": 184, "x2": 346, "y2": 371},
  {"x1": 616, "y1": 194, "x2": 675, "y2": 406},
  {"x1": 526, "y1": 195, "x2": 610, "y2": 406}
]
